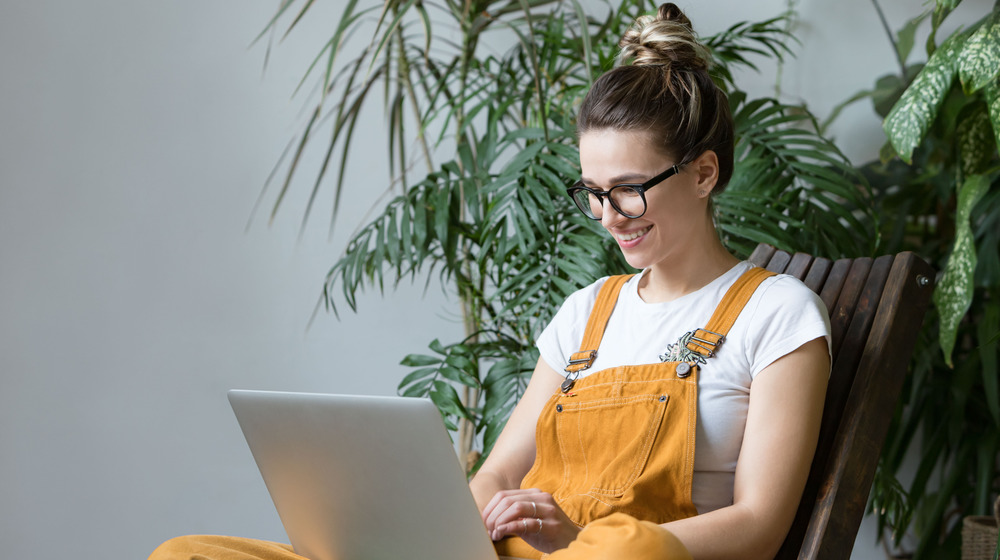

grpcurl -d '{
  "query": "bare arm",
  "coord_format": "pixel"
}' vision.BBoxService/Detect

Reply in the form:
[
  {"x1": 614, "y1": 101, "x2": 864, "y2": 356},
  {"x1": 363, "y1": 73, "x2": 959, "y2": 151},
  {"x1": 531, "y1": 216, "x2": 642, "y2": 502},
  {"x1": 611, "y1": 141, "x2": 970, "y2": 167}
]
[
  {"x1": 662, "y1": 337, "x2": 830, "y2": 560},
  {"x1": 469, "y1": 357, "x2": 564, "y2": 511}
]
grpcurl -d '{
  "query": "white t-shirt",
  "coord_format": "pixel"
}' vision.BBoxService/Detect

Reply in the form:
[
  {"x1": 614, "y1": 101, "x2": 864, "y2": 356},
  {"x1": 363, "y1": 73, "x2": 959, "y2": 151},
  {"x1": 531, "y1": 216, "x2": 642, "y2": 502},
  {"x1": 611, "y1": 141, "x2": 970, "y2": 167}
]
[{"x1": 535, "y1": 261, "x2": 831, "y2": 514}]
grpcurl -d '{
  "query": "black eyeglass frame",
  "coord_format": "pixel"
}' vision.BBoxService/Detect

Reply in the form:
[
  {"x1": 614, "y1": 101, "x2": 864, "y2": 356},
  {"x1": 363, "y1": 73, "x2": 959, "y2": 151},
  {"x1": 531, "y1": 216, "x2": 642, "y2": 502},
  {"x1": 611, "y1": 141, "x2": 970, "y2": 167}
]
[{"x1": 565, "y1": 163, "x2": 685, "y2": 220}]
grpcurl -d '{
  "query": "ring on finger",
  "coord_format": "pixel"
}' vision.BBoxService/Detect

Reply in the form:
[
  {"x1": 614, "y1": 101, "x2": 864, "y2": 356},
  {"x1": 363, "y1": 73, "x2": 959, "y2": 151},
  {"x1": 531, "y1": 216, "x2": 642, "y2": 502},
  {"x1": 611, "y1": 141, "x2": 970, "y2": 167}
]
[
  {"x1": 536, "y1": 518, "x2": 543, "y2": 534},
  {"x1": 522, "y1": 519, "x2": 528, "y2": 534},
  {"x1": 531, "y1": 501, "x2": 537, "y2": 517}
]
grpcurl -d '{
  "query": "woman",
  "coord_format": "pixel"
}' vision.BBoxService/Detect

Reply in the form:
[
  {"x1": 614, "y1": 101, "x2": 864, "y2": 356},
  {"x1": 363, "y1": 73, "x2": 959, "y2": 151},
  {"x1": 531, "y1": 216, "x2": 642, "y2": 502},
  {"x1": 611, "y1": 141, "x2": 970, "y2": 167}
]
[
  {"x1": 151, "y1": 4, "x2": 829, "y2": 560},
  {"x1": 470, "y1": 3, "x2": 829, "y2": 559}
]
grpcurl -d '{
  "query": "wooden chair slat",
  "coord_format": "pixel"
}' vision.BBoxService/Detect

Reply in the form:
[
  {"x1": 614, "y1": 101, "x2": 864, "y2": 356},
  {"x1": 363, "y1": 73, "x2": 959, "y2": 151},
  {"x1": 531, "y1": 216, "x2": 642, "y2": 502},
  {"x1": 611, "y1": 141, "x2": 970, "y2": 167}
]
[
  {"x1": 789, "y1": 255, "x2": 895, "y2": 555},
  {"x1": 831, "y1": 254, "x2": 894, "y2": 389},
  {"x1": 818, "y1": 258, "x2": 852, "y2": 313},
  {"x1": 827, "y1": 258, "x2": 872, "y2": 360},
  {"x1": 766, "y1": 249, "x2": 793, "y2": 274},
  {"x1": 796, "y1": 252, "x2": 935, "y2": 560},
  {"x1": 785, "y1": 253, "x2": 814, "y2": 280},
  {"x1": 803, "y1": 258, "x2": 832, "y2": 294},
  {"x1": 748, "y1": 244, "x2": 935, "y2": 560},
  {"x1": 749, "y1": 243, "x2": 777, "y2": 267}
]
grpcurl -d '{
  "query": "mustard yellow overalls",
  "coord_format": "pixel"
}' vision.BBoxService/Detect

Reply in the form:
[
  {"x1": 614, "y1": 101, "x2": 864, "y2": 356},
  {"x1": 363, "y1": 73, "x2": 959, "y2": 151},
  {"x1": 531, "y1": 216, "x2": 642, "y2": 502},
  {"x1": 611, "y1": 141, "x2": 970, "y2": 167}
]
[
  {"x1": 149, "y1": 267, "x2": 774, "y2": 560},
  {"x1": 496, "y1": 266, "x2": 775, "y2": 560}
]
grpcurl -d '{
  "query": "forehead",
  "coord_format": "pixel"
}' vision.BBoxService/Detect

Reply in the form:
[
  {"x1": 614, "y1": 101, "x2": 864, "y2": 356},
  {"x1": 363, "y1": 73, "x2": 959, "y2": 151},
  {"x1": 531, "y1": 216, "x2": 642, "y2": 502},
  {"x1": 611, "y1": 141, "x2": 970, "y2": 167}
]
[{"x1": 579, "y1": 129, "x2": 672, "y2": 180}]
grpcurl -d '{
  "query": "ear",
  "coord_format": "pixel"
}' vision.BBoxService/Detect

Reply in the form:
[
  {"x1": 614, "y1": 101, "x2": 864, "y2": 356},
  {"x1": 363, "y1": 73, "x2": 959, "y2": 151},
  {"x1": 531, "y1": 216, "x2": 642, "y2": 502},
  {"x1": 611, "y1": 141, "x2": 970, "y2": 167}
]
[{"x1": 689, "y1": 150, "x2": 719, "y2": 198}]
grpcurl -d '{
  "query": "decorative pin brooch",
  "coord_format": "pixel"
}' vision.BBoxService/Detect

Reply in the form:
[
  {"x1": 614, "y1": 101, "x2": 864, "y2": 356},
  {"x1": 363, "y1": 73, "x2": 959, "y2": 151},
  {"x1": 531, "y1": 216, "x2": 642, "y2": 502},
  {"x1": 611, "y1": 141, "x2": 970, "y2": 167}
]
[{"x1": 659, "y1": 330, "x2": 709, "y2": 365}]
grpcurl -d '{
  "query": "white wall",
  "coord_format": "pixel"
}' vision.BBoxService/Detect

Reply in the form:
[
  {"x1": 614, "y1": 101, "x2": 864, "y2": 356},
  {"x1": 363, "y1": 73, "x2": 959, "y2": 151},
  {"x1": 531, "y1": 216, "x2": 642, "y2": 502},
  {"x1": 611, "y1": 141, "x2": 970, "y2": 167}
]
[{"x1": 0, "y1": 0, "x2": 988, "y2": 558}]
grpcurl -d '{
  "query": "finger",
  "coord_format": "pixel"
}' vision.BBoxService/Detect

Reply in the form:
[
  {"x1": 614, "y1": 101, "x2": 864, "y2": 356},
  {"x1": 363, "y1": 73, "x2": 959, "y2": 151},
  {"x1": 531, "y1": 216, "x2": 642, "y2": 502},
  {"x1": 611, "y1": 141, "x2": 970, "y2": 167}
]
[
  {"x1": 486, "y1": 495, "x2": 546, "y2": 540},
  {"x1": 482, "y1": 488, "x2": 535, "y2": 519},
  {"x1": 482, "y1": 489, "x2": 529, "y2": 528},
  {"x1": 491, "y1": 517, "x2": 538, "y2": 541},
  {"x1": 491, "y1": 497, "x2": 541, "y2": 530},
  {"x1": 491, "y1": 490, "x2": 557, "y2": 525},
  {"x1": 484, "y1": 489, "x2": 533, "y2": 528},
  {"x1": 481, "y1": 492, "x2": 503, "y2": 526}
]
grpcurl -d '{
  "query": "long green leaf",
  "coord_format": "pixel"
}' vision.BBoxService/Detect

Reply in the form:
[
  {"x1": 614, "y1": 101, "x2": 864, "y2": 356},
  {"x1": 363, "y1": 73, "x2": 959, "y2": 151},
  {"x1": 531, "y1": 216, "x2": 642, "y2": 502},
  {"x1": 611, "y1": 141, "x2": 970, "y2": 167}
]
[
  {"x1": 283, "y1": 0, "x2": 318, "y2": 40},
  {"x1": 974, "y1": 435, "x2": 998, "y2": 514},
  {"x1": 251, "y1": 0, "x2": 298, "y2": 46},
  {"x1": 933, "y1": 173, "x2": 990, "y2": 366},
  {"x1": 368, "y1": 0, "x2": 419, "y2": 75},
  {"x1": 884, "y1": 33, "x2": 963, "y2": 163},
  {"x1": 986, "y1": 79, "x2": 1000, "y2": 154},
  {"x1": 270, "y1": 105, "x2": 321, "y2": 224},
  {"x1": 897, "y1": 10, "x2": 933, "y2": 65},
  {"x1": 979, "y1": 300, "x2": 1000, "y2": 426},
  {"x1": 957, "y1": 106, "x2": 995, "y2": 176},
  {"x1": 958, "y1": 9, "x2": 1000, "y2": 94}
]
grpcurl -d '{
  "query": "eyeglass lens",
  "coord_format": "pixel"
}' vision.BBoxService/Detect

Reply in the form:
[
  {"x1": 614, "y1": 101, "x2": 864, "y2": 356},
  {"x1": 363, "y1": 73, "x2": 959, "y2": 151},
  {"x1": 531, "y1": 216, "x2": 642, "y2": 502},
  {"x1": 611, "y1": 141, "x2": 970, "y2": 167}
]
[{"x1": 571, "y1": 185, "x2": 645, "y2": 219}]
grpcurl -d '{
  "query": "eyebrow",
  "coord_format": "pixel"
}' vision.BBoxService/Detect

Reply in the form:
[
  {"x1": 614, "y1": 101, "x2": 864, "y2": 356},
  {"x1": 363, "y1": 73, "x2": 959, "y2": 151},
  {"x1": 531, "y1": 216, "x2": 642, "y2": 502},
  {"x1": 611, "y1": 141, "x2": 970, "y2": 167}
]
[{"x1": 580, "y1": 172, "x2": 651, "y2": 187}]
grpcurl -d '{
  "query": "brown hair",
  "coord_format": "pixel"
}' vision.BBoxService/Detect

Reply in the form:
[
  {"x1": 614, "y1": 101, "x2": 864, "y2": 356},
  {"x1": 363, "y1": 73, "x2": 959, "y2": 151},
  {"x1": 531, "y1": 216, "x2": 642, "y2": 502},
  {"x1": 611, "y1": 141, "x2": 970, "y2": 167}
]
[{"x1": 577, "y1": 3, "x2": 734, "y2": 193}]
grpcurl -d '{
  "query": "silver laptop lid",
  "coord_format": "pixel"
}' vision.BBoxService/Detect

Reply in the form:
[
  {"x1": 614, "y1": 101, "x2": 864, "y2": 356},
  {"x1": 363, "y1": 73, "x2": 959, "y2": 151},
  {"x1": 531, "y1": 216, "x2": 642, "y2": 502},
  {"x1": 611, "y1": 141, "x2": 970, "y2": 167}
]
[{"x1": 228, "y1": 390, "x2": 498, "y2": 560}]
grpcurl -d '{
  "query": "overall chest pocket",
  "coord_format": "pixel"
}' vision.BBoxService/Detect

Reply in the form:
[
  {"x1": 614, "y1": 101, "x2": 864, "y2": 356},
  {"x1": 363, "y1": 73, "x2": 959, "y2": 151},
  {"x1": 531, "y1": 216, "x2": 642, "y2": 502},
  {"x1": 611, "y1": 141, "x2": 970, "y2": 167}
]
[{"x1": 554, "y1": 393, "x2": 669, "y2": 498}]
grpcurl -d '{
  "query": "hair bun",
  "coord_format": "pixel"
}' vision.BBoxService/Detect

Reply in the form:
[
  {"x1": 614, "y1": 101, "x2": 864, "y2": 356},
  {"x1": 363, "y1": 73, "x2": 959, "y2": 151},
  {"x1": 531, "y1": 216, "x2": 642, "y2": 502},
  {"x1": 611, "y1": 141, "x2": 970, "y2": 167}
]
[{"x1": 618, "y1": 3, "x2": 710, "y2": 70}]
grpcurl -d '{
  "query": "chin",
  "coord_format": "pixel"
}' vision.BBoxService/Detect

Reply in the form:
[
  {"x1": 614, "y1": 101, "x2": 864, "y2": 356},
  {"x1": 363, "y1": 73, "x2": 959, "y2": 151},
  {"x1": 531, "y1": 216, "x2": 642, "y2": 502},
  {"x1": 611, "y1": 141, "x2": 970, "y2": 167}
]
[{"x1": 620, "y1": 251, "x2": 653, "y2": 270}]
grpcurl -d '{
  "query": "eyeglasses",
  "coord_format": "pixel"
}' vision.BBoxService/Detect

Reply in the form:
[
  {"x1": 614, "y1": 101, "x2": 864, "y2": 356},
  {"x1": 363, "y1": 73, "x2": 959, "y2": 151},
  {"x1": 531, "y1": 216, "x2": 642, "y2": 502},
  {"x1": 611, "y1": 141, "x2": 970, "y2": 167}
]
[{"x1": 566, "y1": 164, "x2": 684, "y2": 220}]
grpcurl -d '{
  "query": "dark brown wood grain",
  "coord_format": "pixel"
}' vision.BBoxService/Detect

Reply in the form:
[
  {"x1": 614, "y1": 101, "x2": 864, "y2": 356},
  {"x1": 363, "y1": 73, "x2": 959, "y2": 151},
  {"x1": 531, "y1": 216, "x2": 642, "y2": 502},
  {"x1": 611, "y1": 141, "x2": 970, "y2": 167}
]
[
  {"x1": 827, "y1": 258, "x2": 872, "y2": 360},
  {"x1": 803, "y1": 258, "x2": 832, "y2": 294},
  {"x1": 749, "y1": 243, "x2": 777, "y2": 267},
  {"x1": 818, "y1": 258, "x2": 852, "y2": 313},
  {"x1": 785, "y1": 253, "x2": 814, "y2": 280},
  {"x1": 751, "y1": 243, "x2": 936, "y2": 560},
  {"x1": 766, "y1": 249, "x2": 793, "y2": 274},
  {"x1": 797, "y1": 253, "x2": 934, "y2": 560}
]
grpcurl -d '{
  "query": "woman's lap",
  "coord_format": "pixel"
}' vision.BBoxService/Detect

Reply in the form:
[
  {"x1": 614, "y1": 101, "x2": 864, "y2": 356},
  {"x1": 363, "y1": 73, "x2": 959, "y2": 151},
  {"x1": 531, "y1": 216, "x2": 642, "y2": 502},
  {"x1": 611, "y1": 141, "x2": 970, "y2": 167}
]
[
  {"x1": 149, "y1": 535, "x2": 300, "y2": 560},
  {"x1": 148, "y1": 513, "x2": 691, "y2": 560}
]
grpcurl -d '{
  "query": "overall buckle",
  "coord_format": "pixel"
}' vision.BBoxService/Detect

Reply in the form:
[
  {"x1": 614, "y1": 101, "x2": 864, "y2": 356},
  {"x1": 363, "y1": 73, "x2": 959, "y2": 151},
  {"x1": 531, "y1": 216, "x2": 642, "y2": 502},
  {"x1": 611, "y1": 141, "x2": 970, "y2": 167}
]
[
  {"x1": 562, "y1": 350, "x2": 597, "y2": 393},
  {"x1": 686, "y1": 328, "x2": 726, "y2": 358},
  {"x1": 566, "y1": 349, "x2": 597, "y2": 371}
]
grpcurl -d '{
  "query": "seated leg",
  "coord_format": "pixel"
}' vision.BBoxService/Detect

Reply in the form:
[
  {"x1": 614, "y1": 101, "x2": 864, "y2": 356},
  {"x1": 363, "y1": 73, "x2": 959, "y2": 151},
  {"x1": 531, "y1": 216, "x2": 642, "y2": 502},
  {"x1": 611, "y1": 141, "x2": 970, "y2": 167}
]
[
  {"x1": 148, "y1": 535, "x2": 303, "y2": 560},
  {"x1": 547, "y1": 513, "x2": 692, "y2": 560}
]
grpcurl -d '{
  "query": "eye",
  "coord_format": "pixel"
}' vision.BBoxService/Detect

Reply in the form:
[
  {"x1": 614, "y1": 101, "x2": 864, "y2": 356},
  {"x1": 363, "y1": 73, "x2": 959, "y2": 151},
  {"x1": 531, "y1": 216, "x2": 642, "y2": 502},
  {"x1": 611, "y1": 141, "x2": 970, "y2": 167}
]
[{"x1": 613, "y1": 185, "x2": 642, "y2": 197}]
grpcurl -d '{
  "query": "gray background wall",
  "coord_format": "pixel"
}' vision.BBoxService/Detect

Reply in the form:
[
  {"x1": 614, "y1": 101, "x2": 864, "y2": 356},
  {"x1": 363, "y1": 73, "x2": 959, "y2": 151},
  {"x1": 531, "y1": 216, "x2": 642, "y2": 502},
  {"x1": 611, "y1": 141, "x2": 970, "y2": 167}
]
[{"x1": 0, "y1": 1, "x2": 987, "y2": 558}]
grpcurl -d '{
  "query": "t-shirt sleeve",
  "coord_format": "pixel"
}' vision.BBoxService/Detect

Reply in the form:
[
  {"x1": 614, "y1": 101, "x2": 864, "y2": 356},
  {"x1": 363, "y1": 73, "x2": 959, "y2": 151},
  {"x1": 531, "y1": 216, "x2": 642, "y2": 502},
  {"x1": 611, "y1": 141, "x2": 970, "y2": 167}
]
[
  {"x1": 742, "y1": 275, "x2": 832, "y2": 379},
  {"x1": 535, "y1": 277, "x2": 607, "y2": 375}
]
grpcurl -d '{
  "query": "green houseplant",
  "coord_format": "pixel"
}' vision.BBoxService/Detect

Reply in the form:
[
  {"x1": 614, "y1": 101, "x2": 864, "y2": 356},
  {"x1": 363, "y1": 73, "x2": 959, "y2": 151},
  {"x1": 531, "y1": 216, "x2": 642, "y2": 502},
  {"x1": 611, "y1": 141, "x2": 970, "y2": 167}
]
[
  {"x1": 256, "y1": 0, "x2": 877, "y2": 473},
  {"x1": 825, "y1": 0, "x2": 1000, "y2": 557}
]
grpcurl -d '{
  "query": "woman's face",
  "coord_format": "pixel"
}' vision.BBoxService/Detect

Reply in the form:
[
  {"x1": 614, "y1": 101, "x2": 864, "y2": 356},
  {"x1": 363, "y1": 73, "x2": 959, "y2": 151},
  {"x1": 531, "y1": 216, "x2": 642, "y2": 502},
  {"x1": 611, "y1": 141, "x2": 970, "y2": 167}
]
[{"x1": 578, "y1": 129, "x2": 715, "y2": 270}]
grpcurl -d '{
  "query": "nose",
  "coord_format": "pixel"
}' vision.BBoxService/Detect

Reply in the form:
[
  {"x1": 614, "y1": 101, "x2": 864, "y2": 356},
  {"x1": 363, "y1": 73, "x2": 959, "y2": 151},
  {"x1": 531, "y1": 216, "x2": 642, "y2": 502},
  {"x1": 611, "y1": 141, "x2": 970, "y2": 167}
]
[{"x1": 600, "y1": 203, "x2": 627, "y2": 230}]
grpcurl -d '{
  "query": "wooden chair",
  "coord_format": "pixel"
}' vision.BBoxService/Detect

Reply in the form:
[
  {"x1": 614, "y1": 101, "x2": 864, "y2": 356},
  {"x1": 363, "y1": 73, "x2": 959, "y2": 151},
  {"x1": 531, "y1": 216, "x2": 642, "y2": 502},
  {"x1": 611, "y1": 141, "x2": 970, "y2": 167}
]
[{"x1": 746, "y1": 244, "x2": 936, "y2": 560}]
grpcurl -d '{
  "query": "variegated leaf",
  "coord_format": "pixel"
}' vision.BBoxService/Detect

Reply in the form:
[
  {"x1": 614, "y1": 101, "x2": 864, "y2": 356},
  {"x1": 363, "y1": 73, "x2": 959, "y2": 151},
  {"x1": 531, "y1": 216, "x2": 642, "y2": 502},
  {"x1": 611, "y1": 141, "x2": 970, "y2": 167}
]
[
  {"x1": 957, "y1": 107, "x2": 994, "y2": 176},
  {"x1": 958, "y1": 10, "x2": 1000, "y2": 94},
  {"x1": 937, "y1": 0, "x2": 961, "y2": 9},
  {"x1": 884, "y1": 34, "x2": 962, "y2": 163},
  {"x1": 986, "y1": 79, "x2": 1000, "y2": 154},
  {"x1": 933, "y1": 174, "x2": 990, "y2": 367},
  {"x1": 897, "y1": 11, "x2": 931, "y2": 65}
]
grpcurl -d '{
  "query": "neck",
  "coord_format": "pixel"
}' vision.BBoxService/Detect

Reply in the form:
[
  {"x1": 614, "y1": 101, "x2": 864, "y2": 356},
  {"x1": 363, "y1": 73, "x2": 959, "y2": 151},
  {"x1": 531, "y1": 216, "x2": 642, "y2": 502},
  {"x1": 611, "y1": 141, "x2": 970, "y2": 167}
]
[{"x1": 637, "y1": 224, "x2": 739, "y2": 303}]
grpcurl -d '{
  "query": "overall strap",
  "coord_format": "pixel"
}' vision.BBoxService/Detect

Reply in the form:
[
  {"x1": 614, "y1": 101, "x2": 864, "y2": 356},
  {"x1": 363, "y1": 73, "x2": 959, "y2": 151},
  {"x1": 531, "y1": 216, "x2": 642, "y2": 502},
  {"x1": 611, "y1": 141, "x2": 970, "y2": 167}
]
[
  {"x1": 559, "y1": 267, "x2": 775, "y2": 392},
  {"x1": 685, "y1": 266, "x2": 776, "y2": 359},
  {"x1": 564, "y1": 274, "x2": 634, "y2": 376}
]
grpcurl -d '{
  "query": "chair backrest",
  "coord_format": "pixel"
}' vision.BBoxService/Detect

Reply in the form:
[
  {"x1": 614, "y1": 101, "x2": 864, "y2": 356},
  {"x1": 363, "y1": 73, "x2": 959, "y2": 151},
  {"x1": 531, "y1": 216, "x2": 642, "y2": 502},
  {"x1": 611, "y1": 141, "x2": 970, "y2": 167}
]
[{"x1": 747, "y1": 244, "x2": 936, "y2": 560}]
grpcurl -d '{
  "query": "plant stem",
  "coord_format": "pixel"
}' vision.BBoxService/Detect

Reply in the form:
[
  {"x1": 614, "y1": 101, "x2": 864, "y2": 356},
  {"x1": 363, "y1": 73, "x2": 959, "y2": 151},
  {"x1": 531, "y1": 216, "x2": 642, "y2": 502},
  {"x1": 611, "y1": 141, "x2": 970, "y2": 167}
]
[
  {"x1": 871, "y1": 0, "x2": 907, "y2": 76},
  {"x1": 774, "y1": 0, "x2": 799, "y2": 99},
  {"x1": 398, "y1": 34, "x2": 433, "y2": 176},
  {"x1": 452, "y1": 7, "x2": 490, "y2": 473}
]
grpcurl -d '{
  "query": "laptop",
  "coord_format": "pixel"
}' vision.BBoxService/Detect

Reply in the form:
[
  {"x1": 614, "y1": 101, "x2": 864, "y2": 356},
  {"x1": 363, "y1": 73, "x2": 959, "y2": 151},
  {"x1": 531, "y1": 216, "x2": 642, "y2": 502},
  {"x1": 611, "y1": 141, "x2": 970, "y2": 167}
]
[{"x1": 228, "y1": 390, "x2": 500, "y2": 560}]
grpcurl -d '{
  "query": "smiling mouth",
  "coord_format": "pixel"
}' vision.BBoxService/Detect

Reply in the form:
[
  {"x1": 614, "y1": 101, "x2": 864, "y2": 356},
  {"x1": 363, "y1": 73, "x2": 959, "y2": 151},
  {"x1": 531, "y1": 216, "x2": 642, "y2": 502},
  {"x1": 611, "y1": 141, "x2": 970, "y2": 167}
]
[{"x1": 616, "y1": 225, "x2": 652, "y2": 242}]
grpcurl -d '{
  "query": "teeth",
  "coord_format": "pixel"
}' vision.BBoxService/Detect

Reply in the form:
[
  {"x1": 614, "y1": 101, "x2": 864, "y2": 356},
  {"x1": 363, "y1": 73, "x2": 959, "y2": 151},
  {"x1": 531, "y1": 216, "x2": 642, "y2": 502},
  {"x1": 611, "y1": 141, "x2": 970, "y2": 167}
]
[{"x1": 617, "y1": 226, "x2": 651, "y2": 242}]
